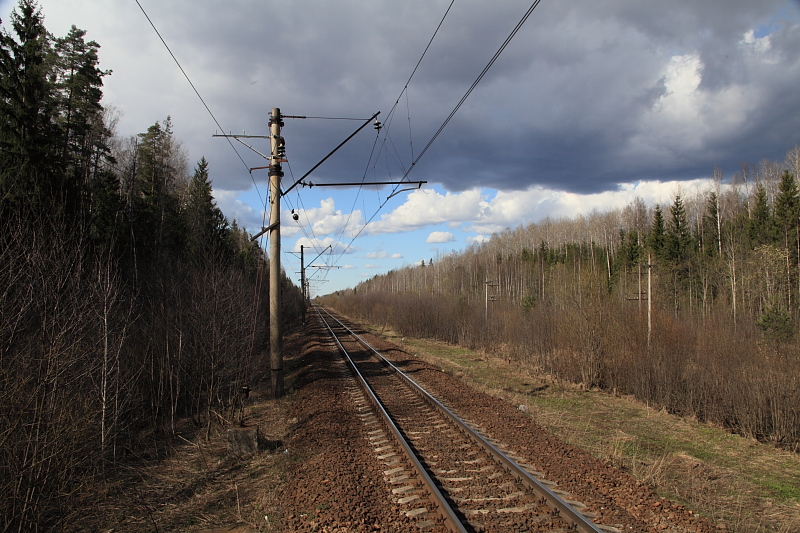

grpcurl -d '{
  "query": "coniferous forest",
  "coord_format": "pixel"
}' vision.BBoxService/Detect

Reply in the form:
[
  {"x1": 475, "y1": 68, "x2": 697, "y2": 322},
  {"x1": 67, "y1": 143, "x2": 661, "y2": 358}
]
[
  {"x1": 1, "y1": 2, "x2": 302, "y2": 530},
  {"x1": 322, "y1": 147, "x2": 800, "y2": 454}
]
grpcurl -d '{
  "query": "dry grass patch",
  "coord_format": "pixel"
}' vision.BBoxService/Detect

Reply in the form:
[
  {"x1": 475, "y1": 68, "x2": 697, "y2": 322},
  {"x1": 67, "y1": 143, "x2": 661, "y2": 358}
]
[
  {"x1": 86, "y1": 391, "x2": 297, "y2": 533},
  {"x1": 72, "y1": 332, "x2": 310, "y2": 533}
]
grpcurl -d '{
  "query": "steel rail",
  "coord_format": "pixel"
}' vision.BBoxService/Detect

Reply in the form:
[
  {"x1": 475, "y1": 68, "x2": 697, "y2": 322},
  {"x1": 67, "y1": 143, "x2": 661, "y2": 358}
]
[
  {"x1": 318, "y1": 306, "x2": 604, "y2": 533},
  {"x1": 315, "y1": 307, "x2": 468, "y2": 533}
]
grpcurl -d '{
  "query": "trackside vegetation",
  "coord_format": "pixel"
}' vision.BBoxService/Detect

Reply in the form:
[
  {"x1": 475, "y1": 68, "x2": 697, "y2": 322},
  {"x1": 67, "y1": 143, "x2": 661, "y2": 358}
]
[
  {"x1": 1, "y1": 2, "x2": 302, "y2": 530},
  {"x1": 321, "y1": 147, "x2": 800, "y2": 454}
]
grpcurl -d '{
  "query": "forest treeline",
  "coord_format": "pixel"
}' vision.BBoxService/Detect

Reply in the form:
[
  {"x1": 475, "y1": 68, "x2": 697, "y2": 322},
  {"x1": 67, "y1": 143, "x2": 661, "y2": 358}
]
[
  {"x1": 322, "y1": 147, "x2": 800, "y2": 454},
  {"x1": 1, "y1": 2, "x2": 301, "y2": 530}
]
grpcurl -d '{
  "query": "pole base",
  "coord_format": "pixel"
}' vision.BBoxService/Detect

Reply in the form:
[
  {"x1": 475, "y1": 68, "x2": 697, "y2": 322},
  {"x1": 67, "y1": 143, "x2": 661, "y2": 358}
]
[{"x1": 270, "y1": 369, "x2": 284, "y2": 399}]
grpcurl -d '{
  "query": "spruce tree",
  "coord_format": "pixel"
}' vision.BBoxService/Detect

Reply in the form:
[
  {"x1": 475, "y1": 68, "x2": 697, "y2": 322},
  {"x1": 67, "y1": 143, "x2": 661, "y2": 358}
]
[
  {"x1": 186, "y1": 157, "x2": 229, "y2": 263},
  {"x1": 773, "y1": 171, "x2": 799, "y2": 243},
  {"x1": 667, "y1": 193, "x2": 693, "y2": 264},
  {"x1": 648, "y1": 204, "x2": 666, "y2": 259},
  {"x1": 132, "y1": 117, "x2": 184, "y2": 257},
  {"x1": 749, "y1": 182, "x2": 771, "y2": 247},
  {"x1": 0, "y1": 0, "x2": 58, "y2": 208}
]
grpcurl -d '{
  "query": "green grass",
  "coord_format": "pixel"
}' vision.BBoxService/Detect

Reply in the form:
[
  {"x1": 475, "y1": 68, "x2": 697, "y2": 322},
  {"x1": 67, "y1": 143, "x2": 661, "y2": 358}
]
[{"x1": 763, "y1": 479, "x2": 800, "y2": 500}]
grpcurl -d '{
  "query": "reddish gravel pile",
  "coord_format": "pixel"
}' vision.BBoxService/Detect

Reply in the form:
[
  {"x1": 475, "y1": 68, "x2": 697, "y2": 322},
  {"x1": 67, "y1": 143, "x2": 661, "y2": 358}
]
[
  {"x1": 281, "y1": 322, "x2": 419, "y2": 532},
  {"x1": 280, "y1": 316, "x2": 717, "y2": 532}
]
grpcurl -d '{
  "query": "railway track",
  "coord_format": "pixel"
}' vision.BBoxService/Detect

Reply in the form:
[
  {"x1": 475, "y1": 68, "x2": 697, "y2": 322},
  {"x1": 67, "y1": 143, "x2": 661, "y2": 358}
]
[{"x1": 315, "y1": 305, "x2": 609, "y2": 533}]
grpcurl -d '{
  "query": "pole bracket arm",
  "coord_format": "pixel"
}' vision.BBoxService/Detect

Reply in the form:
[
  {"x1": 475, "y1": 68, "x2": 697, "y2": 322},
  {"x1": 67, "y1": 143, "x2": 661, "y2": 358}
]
[{"x1": 250, "y1": 220, "x2": 280, "y2": 241}]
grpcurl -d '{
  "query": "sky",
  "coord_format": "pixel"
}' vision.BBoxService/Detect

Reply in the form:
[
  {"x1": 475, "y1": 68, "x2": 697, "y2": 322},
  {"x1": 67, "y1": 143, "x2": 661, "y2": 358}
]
[{"x1": 3, "y1": 0, "x2": 800, "y2": 295}]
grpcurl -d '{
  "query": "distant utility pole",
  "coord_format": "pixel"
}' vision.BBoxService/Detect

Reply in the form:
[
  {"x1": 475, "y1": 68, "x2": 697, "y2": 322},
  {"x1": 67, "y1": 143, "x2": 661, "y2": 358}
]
[
  {"x1": 293, "y1": 244, "x2": 332, "y2": 325},
  {"x1": 485, "y1": 279, "x2": 499, "y2": 321},
  {"x1": 269, "y1": 108, "x2": 285, "y2": 398},
  {"x1": 648, "y1": 251, "x2": 652, "y2": 349},
  {"x1": 300, "y1": 245, "x2": 305, "y2": 323}
]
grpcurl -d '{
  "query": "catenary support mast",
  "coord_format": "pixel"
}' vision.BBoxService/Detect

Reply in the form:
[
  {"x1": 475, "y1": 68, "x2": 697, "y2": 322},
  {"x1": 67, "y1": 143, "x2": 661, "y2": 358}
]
[
  {"x1": 269, "y1": 108, "x2": 284, "y2": 398},
  {"x1": 300, "y1": 245, "x2": 306, "y2": 324},
  {"x1": 214, "y1": 108, "x2": 405, "y2": 398}
]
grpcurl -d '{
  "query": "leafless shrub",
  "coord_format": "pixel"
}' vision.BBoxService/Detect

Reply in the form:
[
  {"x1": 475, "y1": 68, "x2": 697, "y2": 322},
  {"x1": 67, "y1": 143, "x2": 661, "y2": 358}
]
[{"x1": 1, "y1": 211, "x2": 100, "y2": 530}]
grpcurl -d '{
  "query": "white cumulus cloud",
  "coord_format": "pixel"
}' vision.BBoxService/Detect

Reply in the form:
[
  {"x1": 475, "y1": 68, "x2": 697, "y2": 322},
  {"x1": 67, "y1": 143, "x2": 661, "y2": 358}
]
[{"x1": 426, "y1": 231, "x2": 455, "y2": 244}]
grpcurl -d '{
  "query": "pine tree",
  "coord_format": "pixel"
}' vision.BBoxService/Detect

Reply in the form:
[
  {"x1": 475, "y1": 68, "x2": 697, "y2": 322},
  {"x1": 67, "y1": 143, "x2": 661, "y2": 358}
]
[{"x1": 52, "y1": 25, "x2": 111, "y2": 213}]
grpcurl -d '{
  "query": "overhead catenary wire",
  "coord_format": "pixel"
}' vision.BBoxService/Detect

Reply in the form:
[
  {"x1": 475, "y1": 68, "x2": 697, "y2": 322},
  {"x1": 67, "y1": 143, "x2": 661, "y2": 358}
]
[
  {"x1": 330, "y1": 0, "x2": 544, "y2": 269},
  {"x1": 331, "y1": 127, "x2": 384, "y2": 263},
  {"x1": 376, "y1": 0, "x2": 455, "y2": 175},
  {"x1": 315, "y1": 0, "x2": 456, "y2": 280},
  {"x1": 409, "y1": 0, "x2": 543, "y2": 173},
  {"x1": 133, "y1": 0, "x2": 266, "y2": 209},
  {"x1": 328, "y1": 0, "x2": 453, "y2": 229}
]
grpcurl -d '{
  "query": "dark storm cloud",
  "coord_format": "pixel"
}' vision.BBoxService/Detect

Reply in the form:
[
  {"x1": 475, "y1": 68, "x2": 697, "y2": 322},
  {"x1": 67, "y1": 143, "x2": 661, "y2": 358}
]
[{"x1": 21, "y1": 0, "x2": 800, "y2": 196}]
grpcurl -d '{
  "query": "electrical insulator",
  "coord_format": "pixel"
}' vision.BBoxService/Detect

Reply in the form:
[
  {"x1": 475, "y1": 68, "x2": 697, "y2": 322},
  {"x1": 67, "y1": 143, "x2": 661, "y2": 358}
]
[
  {"x1": 374, "y1": 120, "x2": 382, "y2": 132},
  {"x1": 275, "y1": 134, "x2": 286, "y2": 157}
]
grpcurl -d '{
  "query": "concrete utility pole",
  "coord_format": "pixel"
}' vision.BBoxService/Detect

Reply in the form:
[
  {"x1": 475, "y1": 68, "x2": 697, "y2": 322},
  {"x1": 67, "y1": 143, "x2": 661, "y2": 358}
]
[
  {"x1": 216, "y1": 108, "x2": 418, "y2": 399},
  {"x1": 300, "y1": 245, "x2": 306, "y2": 324},
  {"x1": 269, "y1": 108, "x2": 284, "y2": 398}
]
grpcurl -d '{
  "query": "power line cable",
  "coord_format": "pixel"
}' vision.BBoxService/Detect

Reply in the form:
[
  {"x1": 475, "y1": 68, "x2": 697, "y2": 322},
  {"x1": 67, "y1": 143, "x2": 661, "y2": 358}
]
[
  {"x1": 409, "y1": 0, "x2": 543, "y2": 172},
  {"x1": 332, "y1": 129, "x2": 383, "y2": 259},
  {"x1": 321, "y1": 1, "x2": 455, "y2": 269},
  {"x1": 406, "y1": 90, "x2": 414, "y2": 162},
  {"x1": 377, "y1": 0, "x2": 455, "y2": 172},
  {"x1": 404, "y1": 0, "x2": 455, "y2": 92},
  {"x1": 331, "y1": 0, "x2": 543, "y2": 268},
  {"x1": 133, "y1": 0, "x2": 266, "y2": 208}
]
